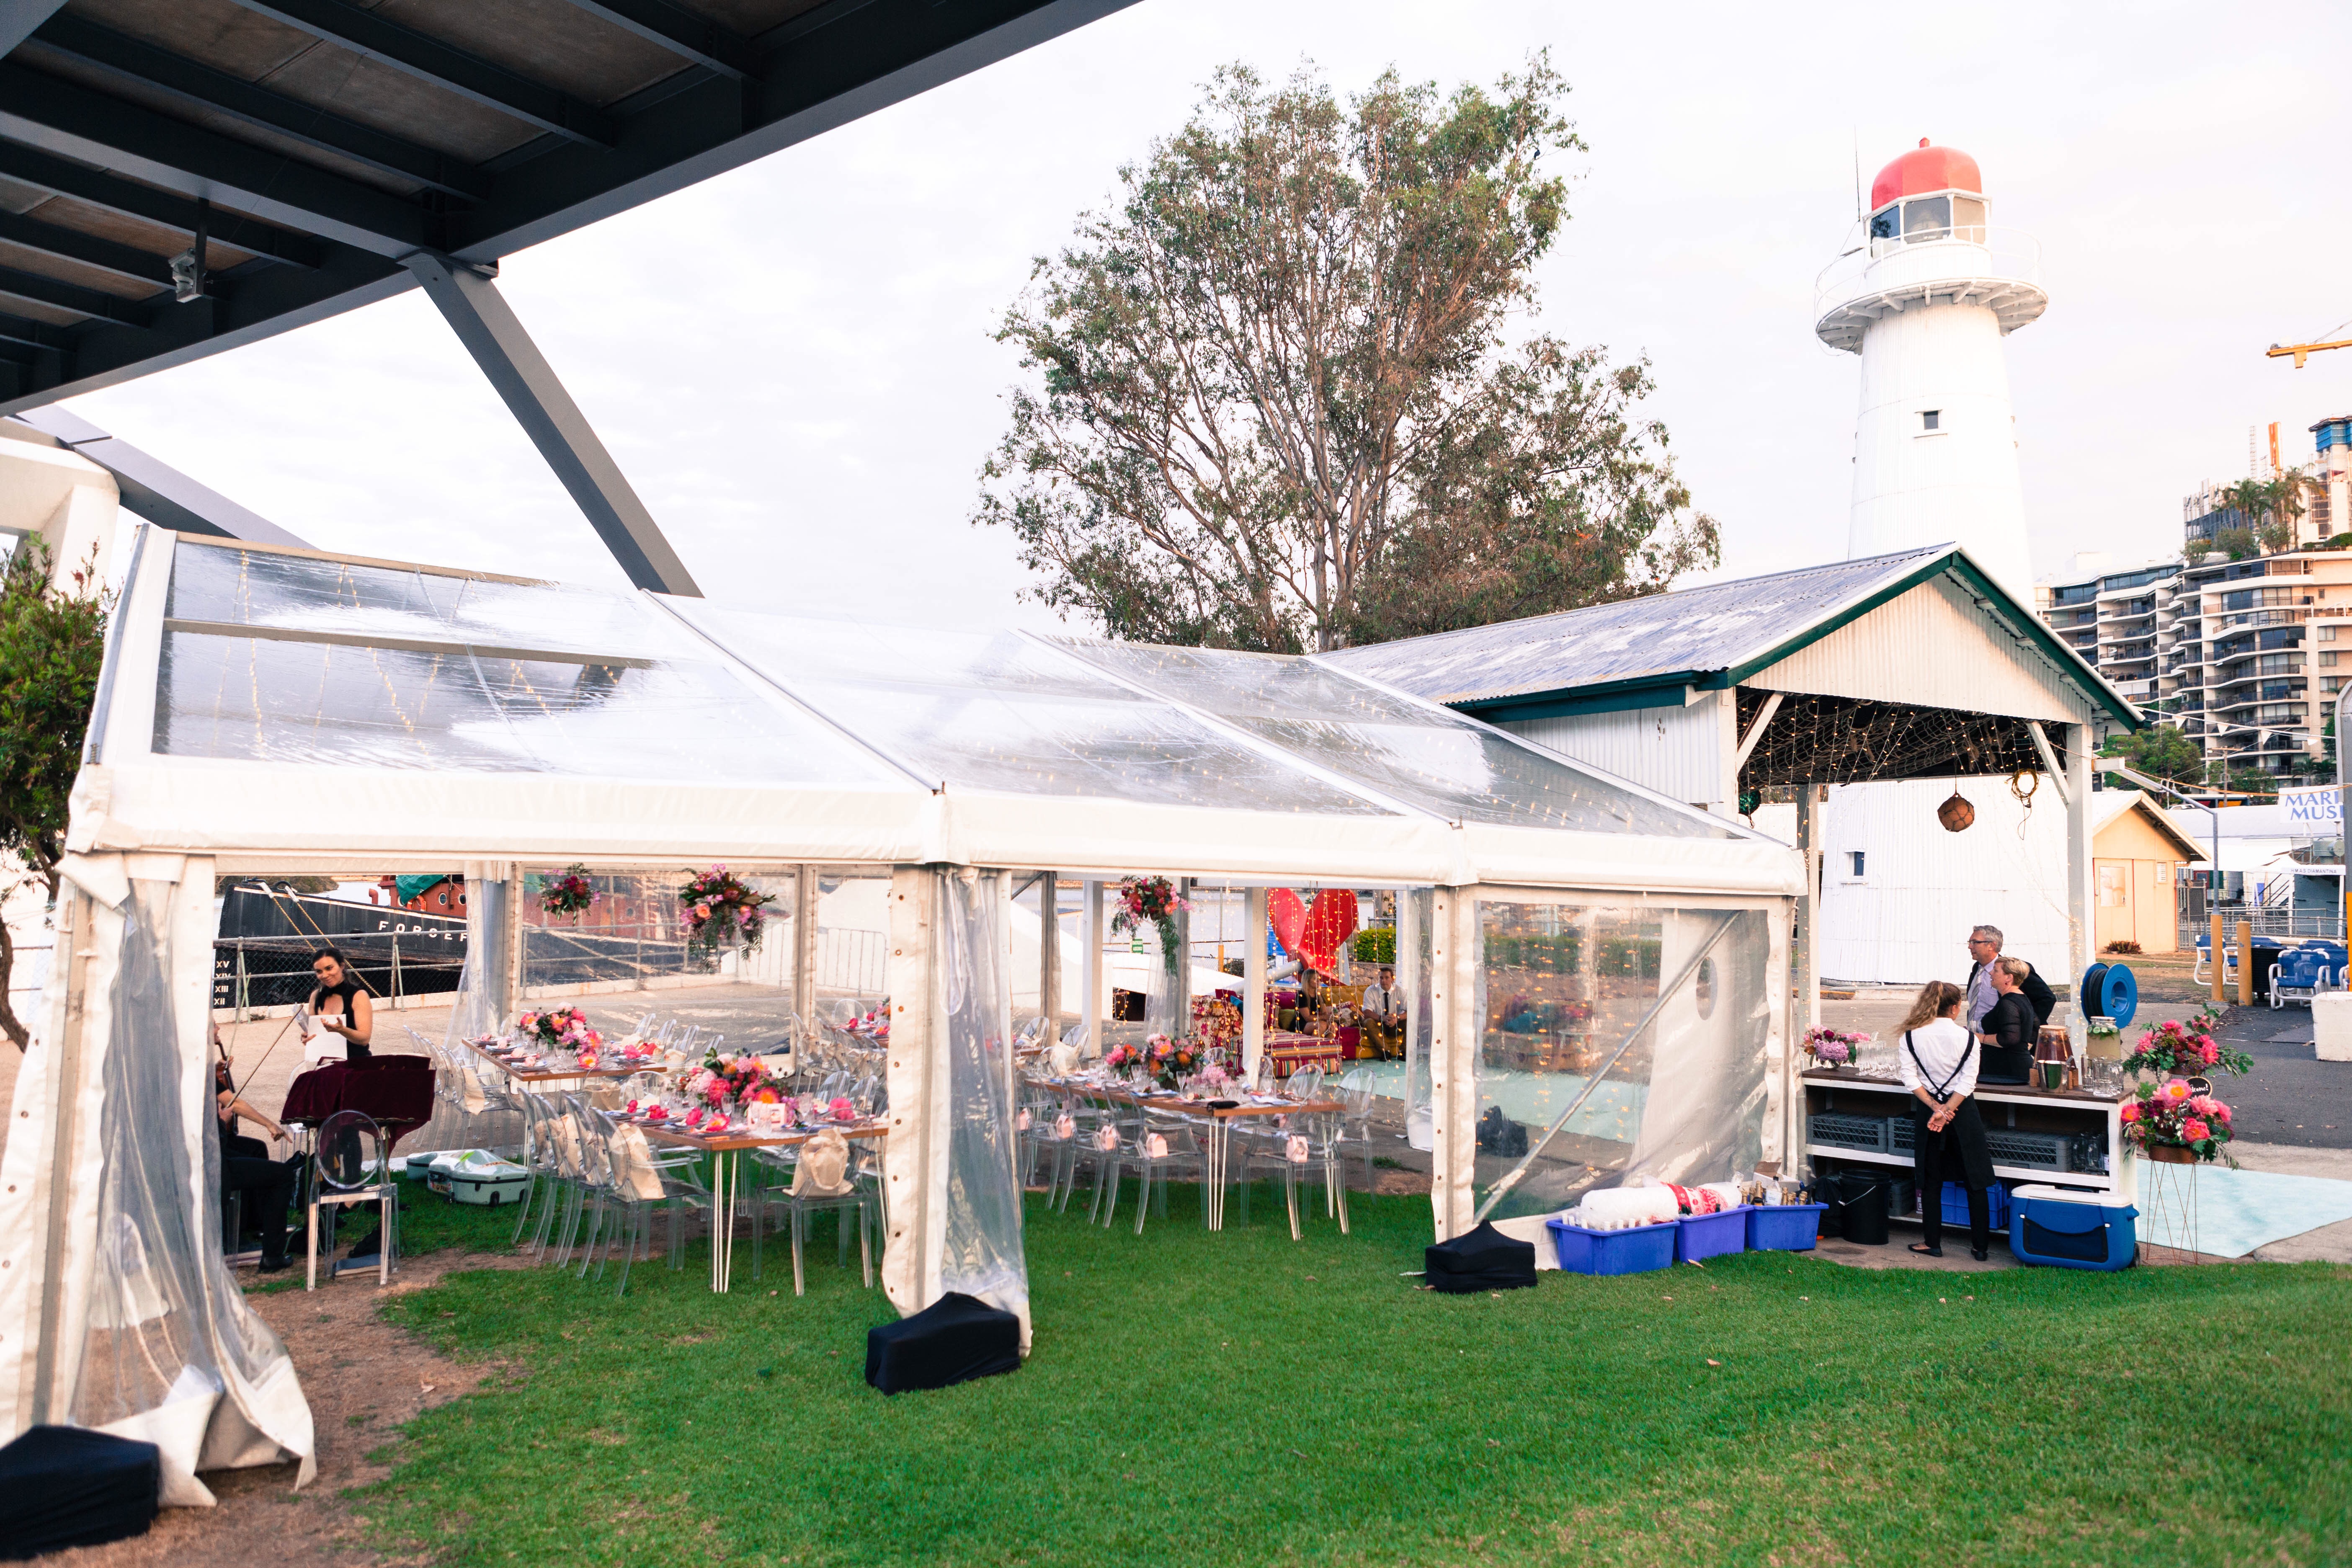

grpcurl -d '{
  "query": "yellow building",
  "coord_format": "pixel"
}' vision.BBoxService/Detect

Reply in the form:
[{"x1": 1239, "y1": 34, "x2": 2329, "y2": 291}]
[{"x1": 2093, "y1": 792, "x2": 2205, "y2": 954}]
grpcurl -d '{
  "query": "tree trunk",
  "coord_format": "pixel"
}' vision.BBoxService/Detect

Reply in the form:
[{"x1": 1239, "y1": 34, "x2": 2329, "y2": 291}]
[{"x1": 0, "y1": 895, "x2": 24, "y2": 1051}]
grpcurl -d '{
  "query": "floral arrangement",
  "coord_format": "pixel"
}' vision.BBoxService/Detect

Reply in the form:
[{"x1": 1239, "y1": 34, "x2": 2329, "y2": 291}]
[
  {"x1": 1103, "y1": 1042, "x2": 1145, "y2": 1074},
  {"x1": 1802, "y1": 1025, "x2": 1870, "y2": 1067},
  {"x1": 689, "y1": 1051, "x2": 773, "y2": 1109},
  {"x1": 678, "y1": 863, "x2": 775, "y2": 958},
  {"x1": 1190, "y1": 995, "x2": 1242, "y2": 1053},
  {"x1": 1112, "y1": 875, "x2": 1188, "y2": 976},
  {"x1": 514, "y1": 1006, "x2": 601, "y2": 1057},
  {"x1": 540, "y1": 864, "x2": 596, "y2": 922},
  {"x1": 1146, "y1": 1033, "x2": 1203, "y2": 1088},
  {"x1": 1197, "y1": 1060, "x2": 1238, "y2": 1096},
  {"x1": 2119, "y1": 1076, "x2": 2236, "y2": 1163},
  {"x1": 683, "y1": 1106, "x2": 732, "y2": 1136},
  {"x1": 2122, "y1": 1019, "x2": 2252, "y2": 1080}
]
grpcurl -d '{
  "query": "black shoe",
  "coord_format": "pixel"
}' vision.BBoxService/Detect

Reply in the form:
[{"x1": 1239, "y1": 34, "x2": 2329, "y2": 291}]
[
  {"x1": 1908, "y1": 1242, "x2": 1943, "y2": 1257},
  {"x1": 257, "y1": 1258, "x2": 292, "y2": 1274},
  {"x1": 1971, "y1": 1246, "x2": 1989, "y2": 1262}
]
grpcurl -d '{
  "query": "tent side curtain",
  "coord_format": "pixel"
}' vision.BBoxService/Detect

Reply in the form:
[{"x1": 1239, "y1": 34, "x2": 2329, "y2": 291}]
[{"x1": 0, "y1": 856, "x2": 314, "y2": 1496}]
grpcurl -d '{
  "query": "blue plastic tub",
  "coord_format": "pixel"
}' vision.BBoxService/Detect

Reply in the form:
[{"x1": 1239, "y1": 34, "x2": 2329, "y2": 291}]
[
  {"x1": 1941, "y1": 1181, "x2": 2008, "y2": 1229},
  {"x1": 1546, "y1": 1217, "x2": 1677, "y2": 1276},
  {"x1": 2009, "y1": 1188, "x2": 2137, "y2": 1271},
  {"x1": 1675, "y1": 1206, "x2": 1751, "y2": 1263},
  {"x1": 1745, "y1": 1202, "x2": 1826, "y2": 1252}
]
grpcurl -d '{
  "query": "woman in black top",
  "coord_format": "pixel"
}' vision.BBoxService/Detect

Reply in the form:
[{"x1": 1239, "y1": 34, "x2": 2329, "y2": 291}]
[
  {"x1": 1976, "y1": 957, "x2": 2037, "y2": 1085},
  {"x1": 307, "y1": 947, "x2": 374, "y2": 1062}
]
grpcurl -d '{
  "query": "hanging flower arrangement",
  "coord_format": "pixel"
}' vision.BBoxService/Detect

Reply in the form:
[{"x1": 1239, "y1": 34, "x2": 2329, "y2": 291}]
[
  {"x1": 2120, "y1": 1077, "x2": 2235, "y2": 1163},
  {"x1": 678, "y1": 864, "x2": 774, "y2": 958},
  {"x1": 540, "y1": 864, "x2": 596, "y2": 922},
  {"x1": 2122, "y1": 1019, "x2": 2251, "y2": 1080},
  {"x1": 1113, "y1": 874, "x2": 1188, "y2": 976}
]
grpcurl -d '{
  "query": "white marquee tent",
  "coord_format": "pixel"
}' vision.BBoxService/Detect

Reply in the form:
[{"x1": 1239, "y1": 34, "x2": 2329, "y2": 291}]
[{"x1": 1, "y1": 530, "x2": 1802, "y2": 1501}]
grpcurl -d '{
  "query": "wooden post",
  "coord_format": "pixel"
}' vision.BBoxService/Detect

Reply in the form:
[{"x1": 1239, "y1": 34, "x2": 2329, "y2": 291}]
[
  {"x1": 1243, "y1": 885, "x2": 1268, "y2": 1082},
  {"x1": 1793, "y1": 784, "x2": 1822, "y2": 1041},
  {"x1": 2211, "y1": 910, "x2": 2228, "y2": 1008},
  {"x1": 2236, "y1": 918, "x2": 2254, "y2": 1007}
]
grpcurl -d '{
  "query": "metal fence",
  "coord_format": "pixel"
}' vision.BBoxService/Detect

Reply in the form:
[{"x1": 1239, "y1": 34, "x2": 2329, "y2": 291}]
[
  {"x1": 213, "y1": 933, "x2": 466, "y2": 1016},
  {"x1": 2175, "y1": 910, "x2": 2344, "y2": 946}
]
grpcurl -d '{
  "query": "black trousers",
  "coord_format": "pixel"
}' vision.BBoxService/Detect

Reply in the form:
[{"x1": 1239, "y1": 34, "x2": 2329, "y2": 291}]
[
  {"x1": 222, "y1": 1157, "x2": 297, "y2": 1267},
  {"x1": 1914, "y1": 1100, "x2": 1992, "y2": 1252}
]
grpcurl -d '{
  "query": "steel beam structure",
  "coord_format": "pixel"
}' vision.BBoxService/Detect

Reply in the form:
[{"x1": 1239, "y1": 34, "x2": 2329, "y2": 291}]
[
  {"x1": 403, "y1": 253, "x2": 698, "y2": 596},
  {"x1": 0, "y1": 1, "x2": 65, "y2": 56}
]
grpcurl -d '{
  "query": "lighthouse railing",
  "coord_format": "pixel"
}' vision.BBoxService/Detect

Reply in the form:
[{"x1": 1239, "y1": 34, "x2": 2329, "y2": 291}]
[{"x1": 1812, "y1": 227, "x2": 2043, "y2": 319}]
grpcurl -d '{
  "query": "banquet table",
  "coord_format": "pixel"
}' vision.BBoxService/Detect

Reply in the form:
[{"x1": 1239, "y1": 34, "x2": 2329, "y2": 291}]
[
  {"x1": 637, "y1": 1120, "x2": 887, "y2": 1292},
  {"x1": 466, "y1": 1037, "x2": 654, "y2": 1084},
  {"x1": 1031, "y1": 1077, "x2": 1343, "y2": 1232}
]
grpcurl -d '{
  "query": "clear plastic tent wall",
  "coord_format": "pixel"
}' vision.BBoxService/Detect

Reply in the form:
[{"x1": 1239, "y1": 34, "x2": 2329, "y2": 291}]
[
  {"x1": 0, "y1": 861, "x2": 314, "y2": 1500},
  {"x1": 938, "y1": 872, "x2": 1028, "y2": 1340}
]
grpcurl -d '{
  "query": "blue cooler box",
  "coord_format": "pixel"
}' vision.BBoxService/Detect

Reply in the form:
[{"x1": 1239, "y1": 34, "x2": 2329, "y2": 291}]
[
  {"x1": 1746, "y1": 1202, "x2": 1826, "y2": 1252},
  {"x1": 1545, "y1": 1217, "x2": 1677, "y2": 1276},
  {"x1": 2008, "y1": 1184, "x2": 2136, "y2": 1271},
  {"x1": 1675, "y1": 1206, "x2": 1750, "y2": 1263}
]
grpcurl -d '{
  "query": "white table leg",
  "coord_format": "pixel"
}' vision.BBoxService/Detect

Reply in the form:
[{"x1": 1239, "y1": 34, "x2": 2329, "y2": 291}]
[{"x1": 306, "y1": 1203, "x2": 317, "y2": 1291}]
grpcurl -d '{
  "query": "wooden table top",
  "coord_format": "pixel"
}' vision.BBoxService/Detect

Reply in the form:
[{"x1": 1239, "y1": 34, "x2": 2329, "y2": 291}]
[
  {"x1": 1032, "y1": 1077, "x2": 1341, "y2": 1117},
  {"x1": 637, "y1": 1120, "x2": 887, "y2": 1153},
  {"x1": 1799, "y1": 1067, "x2": 2122, "y2": 1106},
  {"x1": 466, "y1": 1037, "x2": 653, "y2": 1083}
]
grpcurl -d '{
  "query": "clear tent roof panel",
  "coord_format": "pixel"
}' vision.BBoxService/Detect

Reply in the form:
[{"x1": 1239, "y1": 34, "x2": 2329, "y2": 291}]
[
  {"x1": 1050, "y1": 641, "x2": 1736, "y2": 838},
  {"x1": 150, "y1": 544, "x2": 910, "y2": 788},
  {"x1": 669, "y1": 602, "x2": 1394, "y2": 816}
]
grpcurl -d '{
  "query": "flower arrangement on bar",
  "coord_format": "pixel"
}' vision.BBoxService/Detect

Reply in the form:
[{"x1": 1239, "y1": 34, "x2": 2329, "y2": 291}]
[
  {"x1": 1112, "y1": 875, "x2": 1187, "y2": 976},
  {"x1": 2122, "y1": 1019, "x2": 2252, "y2": 1081},
  {"x1": 540, "y1": 864, "x2": 596, "y2": 922},
  {"x1": 1801, "y1": 1025, "x2": 1871, "y2": 1069},
  {"x1": 678, "y1": 864, "x2": 774, "y2": 958},
  {"x1": 514, "y1": 1006, "x2": 601, "y2": 1059},
  {"x1": 2119, "y1": 1077, "x2": 2235, "y2": 1165}
]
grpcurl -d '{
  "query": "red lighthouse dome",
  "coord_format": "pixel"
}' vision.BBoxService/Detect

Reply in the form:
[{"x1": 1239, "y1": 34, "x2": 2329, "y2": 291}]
[{"x1": 1870, "y1": 139, "x2": 1982, "y2": 209}]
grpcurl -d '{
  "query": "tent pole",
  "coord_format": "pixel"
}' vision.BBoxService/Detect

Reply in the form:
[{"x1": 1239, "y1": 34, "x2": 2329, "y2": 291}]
[
  {"x1": 1039, "y1": 872, "x2": 1062, "y2": 1036},
  {"x1": 1794, "y1": 784, "x2": 1821, "y2": 1044},
  {"x1": 1082, "y1": 880, "x2": 1105, "y2": 1060},
  {"x1": 1243, "y1": 886, "x2": 1267, "y2": 1083},
  {"x1": 2066, "y1": 727, "x2": 2094, "y2": 1057},
  {"x1": 793, "y1": 865, "x2": 818, "y2": 1037},
  {"x1": 28, "y1": 887, "x2": 90, "y2": 1425}
]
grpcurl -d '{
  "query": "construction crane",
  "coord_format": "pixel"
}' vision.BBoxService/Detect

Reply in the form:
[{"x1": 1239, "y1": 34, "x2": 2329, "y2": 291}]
[{"x1": 2270, "y1": 318, "x2": 2352, "y2": 368}]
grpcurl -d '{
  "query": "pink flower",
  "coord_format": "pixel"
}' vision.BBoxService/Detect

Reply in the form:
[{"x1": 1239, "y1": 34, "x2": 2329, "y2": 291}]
[
  {"x1": 705, "y1": 1081, "x2": 727, "y2": 1104},
  {"x1": 2182, "y1": 1118, "x2": 2211, "y2": 1142},
  {"x1": 2162, "y1": 1079, "x2": 2193, "y2": 1101},
  {"x1": 829, "y1": 1096, "x2": 854, "y2": 1122},
  {"x1": 2119, "y1": 1103, "x2": 2141, "y2": 1123},
  {"x1": 694, "y1": 903, "x2": 712, "y2": 920},
  {"x1": 2199, "y1": 1041, "x2": 2219, "y2": 1065},
  {"x1": 2210, "y1": 1101, "x2": 2232, "y2": 1122}
]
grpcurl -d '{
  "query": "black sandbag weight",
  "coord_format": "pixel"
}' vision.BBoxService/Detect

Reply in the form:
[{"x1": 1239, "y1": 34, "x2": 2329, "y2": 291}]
[
  {"x1": 0, "y1": 1425, "x2": 159, "y2": 1559},
  {"x1": 1424, "y1": 1220, "x2": 1537, "y2": 1292},
  {"x1": 865, "y1": 1292, "x2": 1021, "y2": 1394}
]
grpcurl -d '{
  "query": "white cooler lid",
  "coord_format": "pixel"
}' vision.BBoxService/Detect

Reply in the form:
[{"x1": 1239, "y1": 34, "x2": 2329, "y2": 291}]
[{"x1": 2008, "y1": 1183, "x2": 2116, "y2": 1206}]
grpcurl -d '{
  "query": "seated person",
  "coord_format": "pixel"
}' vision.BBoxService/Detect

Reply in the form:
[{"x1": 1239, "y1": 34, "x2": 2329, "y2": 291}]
[{"x1": 214, "y1": 1084, "x2": 296, "y2": 1274}]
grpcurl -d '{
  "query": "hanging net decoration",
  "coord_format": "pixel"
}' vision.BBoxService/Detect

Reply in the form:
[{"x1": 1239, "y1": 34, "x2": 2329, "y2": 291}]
[{"x1": 1937, "y1": 792, "x2": 1976, "y2": 833}]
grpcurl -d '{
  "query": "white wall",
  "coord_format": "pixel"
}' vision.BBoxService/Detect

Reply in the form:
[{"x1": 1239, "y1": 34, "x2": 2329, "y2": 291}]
[{"x1": 1503, "y1": 690, "x2": 1732, "y2": 809}]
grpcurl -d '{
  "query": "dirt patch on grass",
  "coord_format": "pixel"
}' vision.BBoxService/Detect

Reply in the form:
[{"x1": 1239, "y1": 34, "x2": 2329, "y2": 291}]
[{"x1": 33, "y1": 1251, "x2": 530, "y2": 1568}]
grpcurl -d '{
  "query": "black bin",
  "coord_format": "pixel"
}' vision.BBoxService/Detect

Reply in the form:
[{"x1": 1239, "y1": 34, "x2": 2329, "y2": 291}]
[
  {"x1": 1825, "y1": 1169, "x2": 1891, "y2": 1245},
  {"x1": 2249, "y1": 940, "x2": 2283, "y2": 1001}
]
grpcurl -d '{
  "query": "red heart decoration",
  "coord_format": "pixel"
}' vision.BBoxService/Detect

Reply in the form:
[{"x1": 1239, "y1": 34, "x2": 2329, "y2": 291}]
[
  {"x1": 1300, "y1": 889, "x2": 1359, "y2": 972},
  {"x1": 1267, "y1": 887, "x2": 1308, "y2": 957}
]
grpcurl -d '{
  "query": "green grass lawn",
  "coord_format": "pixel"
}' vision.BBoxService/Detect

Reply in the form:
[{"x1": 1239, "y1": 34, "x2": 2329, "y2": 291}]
[{"x1": 356, "y1": 1184, "x2": 2352, "y2": 1567}]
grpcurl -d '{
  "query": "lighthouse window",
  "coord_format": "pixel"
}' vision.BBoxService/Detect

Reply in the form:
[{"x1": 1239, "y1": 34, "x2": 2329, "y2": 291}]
[
  {"x1": 1903, "y1": 194, "x2": 1951, "y2": 241},
  {"x1": 1921, "y1": 410, "x2": 1942, "y2": 432},
  {"x1": 1951, "y1": 195, "x2": 1987, "y2": 241},
  {"x1": 1868, "y1": 204, "x2": 1901, "y2": 241}
]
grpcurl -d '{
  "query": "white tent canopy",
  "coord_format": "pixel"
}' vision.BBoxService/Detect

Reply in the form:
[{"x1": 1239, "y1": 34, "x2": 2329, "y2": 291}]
[{"x1": 4, "y1": 530, "x2": 1803, "y2": 1499}]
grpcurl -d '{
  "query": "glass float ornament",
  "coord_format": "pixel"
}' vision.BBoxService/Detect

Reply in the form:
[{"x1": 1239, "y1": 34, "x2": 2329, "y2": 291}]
[{"x1": 1936, "y1": 792, "x2": 1975, "y2": 833}]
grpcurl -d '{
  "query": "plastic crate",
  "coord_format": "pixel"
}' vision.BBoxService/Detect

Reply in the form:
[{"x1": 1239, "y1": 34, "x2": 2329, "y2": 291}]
[
  {"x1": 1808, "y1": 1111, "x2": 1891, "y2": 1154},
  {"x1": 1984, "y1": 1127, "x2": 2068, "y2": 1173},
  {"x1": 1939, "y1": 1180, "x2": 2009, "y2": 1229},
  {"x1": 1676, "y1": 1206, "x2": 1751, "y2": 1263},
  {"x1": 1546, "y1": 1217, "x2": 1677, "y2": 1276},
  {"x1": 1888, "y1": 1114, "x2": 1914, "y2": 1154},
  {"x1": 1746, "y1": 1202, "x2": 1826, "y2": 1251}
]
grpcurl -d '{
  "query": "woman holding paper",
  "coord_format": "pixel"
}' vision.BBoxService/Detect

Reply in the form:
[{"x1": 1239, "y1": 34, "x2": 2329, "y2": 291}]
[{"x1": 306, "y1": 947, "x2": 374, "y2": 1062}]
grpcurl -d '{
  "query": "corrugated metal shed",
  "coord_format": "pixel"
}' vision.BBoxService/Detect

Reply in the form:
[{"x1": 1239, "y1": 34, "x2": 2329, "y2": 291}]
[{"x1": 1319, "y1": 543, "x2": 2134, "y2": 730}]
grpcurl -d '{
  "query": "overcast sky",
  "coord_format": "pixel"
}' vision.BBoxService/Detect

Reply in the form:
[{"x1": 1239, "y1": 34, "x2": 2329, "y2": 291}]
[{"x1": 59, "y1": 0, "x2": 2352, "y2": 624}]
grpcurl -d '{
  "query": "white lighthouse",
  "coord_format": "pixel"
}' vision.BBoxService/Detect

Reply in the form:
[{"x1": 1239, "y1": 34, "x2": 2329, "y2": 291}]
[{"x1": 1815, "y1": 140, "x2": 2047, "y2": 600}]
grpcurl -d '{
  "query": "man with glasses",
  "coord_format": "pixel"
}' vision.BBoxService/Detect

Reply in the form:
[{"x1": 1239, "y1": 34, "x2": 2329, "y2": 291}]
[{"x1": 1964, "y1": 924, "x2": 2054, "y2": 1033}]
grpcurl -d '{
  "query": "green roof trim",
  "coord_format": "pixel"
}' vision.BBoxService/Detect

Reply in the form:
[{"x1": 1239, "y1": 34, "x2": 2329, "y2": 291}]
[{"x1": 1455, "y1": 549, "x2": 2141, "y2": 732}]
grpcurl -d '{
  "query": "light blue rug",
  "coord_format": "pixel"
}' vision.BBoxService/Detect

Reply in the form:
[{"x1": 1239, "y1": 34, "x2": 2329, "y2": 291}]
[{"x1": 2138, "y1": 1166, "x2": 2352, "y2": 1259}]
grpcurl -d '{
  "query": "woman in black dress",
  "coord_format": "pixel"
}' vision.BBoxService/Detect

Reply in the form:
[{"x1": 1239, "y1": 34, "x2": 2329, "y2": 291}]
[
  {"x1": 1976, "y1": 957, "x2": 2037, "y2": 1086},
  {"x1": 307, "y1": 947, "x2": 374, "y2": 1062}
]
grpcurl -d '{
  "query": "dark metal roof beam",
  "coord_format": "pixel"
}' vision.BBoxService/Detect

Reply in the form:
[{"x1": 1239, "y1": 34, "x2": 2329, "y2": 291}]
[
  {"x1": 0, "y1": 209, "x2": 173, "y2": 290},
  {"x1": 0, "y1": 1, "x2": 66, "y2": 54},
  {"x1": 26, "y1": 15, "x2": 494, "y2": 202},
  {"x1": 0, "y1": 140, "x2": 322, "y2": 268},
  {"x1": 0, "y1": 261, "x2": 147, "y2": 326},
  {"x1": 0, "y1": 307, "x2": 71, "y2": 353},
  {"x1": 0, "y1": 62, "x2": 432, "y2": 256},
  {"x1": 226, "y1": 0, "x2": 622, "y2": 148},
  {"x1": 403, "y1": 253, "x2": 699, "y2": 596},
  {"x1": 558, "y1": 0, "x2": 753, "y2": 79}
]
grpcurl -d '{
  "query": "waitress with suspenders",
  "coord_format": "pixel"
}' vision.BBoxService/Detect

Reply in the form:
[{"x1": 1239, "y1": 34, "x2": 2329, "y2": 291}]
[{"x1": 1895, "y1": 979, "x2": 1996, "y2": 1260}]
